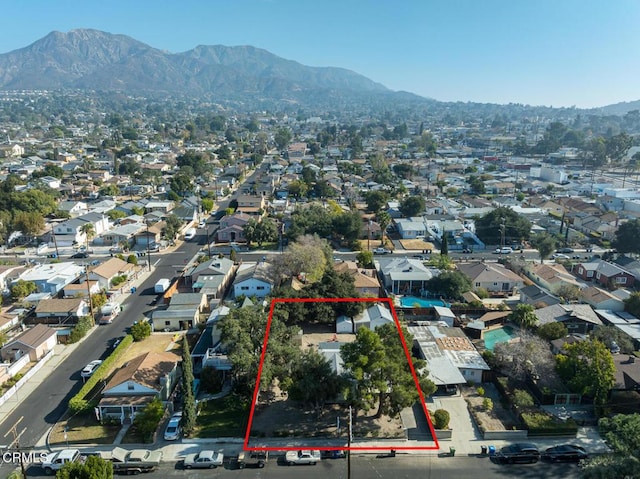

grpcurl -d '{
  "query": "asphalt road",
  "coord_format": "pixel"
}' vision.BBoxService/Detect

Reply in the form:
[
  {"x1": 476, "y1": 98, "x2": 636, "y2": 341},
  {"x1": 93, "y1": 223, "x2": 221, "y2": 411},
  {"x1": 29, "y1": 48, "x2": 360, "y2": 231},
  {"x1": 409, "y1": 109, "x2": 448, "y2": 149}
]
[{"x1": 22, "y1": 454, "x2": 584, "y2": 479}]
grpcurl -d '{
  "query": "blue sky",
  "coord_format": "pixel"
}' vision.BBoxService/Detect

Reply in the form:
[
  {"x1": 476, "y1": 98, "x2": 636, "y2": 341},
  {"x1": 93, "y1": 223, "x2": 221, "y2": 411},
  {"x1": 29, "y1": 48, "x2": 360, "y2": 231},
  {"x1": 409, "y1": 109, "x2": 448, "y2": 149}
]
[{"x1": 2, "y1": 0, "x2": 639, "y2": 108}]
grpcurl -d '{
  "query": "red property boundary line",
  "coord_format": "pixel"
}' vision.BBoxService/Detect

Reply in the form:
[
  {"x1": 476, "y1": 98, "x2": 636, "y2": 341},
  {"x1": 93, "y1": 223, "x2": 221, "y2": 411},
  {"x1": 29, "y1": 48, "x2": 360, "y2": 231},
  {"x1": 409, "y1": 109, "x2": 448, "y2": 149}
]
[{"x1": 243, "y1": 296, "x2": 440, "y2": 451}]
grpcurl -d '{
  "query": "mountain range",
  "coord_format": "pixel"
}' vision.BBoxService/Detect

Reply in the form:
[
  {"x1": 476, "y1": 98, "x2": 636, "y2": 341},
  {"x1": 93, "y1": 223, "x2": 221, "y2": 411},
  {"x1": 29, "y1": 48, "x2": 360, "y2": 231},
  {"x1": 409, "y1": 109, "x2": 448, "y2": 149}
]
[{"x1": 0, "y1": 29, "x2": 418, "y2": 107}]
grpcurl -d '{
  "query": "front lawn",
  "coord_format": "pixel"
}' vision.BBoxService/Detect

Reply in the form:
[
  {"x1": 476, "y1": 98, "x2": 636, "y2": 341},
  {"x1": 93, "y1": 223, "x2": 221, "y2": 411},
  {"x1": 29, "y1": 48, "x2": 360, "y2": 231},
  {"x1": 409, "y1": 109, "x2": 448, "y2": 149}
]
[
  {"x1": 49, "y1": 412, "x2": 120, "y2": 445},
  {"x1": 194, "y1": 395, "x2": 250, "y2": 438}
]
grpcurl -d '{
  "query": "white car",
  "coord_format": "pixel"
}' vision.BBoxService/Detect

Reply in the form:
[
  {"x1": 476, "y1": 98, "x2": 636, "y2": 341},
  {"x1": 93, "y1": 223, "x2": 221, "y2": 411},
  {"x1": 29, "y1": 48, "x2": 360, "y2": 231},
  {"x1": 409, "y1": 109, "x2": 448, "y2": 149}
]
[
  {"x1": 494, "y1": 247, "x2": 513, "y2": 254},
  {"x1": 373, "y1": 247, "x2": 391, "y2": 255},
  {"x1": 80, "y1": 360, "x2": 103, "y2": 378},
  {"x1": 183, "y1": 450, "x2": 224, "y2": 469},
  {"x1": 198, "y1": 220, "x2": 207, "y2": 229},
  {"x1": 164, "y1": 412, "x2": 182, "y2": 441},
  {"x1": 552, "y1": 253, "x2": 570, "y2": 260}
]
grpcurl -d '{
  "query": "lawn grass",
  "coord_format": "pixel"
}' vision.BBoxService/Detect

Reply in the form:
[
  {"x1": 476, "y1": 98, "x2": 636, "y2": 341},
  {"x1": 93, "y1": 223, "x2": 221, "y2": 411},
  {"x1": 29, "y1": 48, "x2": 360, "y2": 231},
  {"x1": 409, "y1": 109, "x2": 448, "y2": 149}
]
[
  {"x1": 195, "y1": 394, "x2": 250, "y2": 438},
  {"x1": 49, "y1": 412, "x2": 120, "y2": 445},
  {"x1": 121, "y1": 423, "x2": 150, "y2": 444}
]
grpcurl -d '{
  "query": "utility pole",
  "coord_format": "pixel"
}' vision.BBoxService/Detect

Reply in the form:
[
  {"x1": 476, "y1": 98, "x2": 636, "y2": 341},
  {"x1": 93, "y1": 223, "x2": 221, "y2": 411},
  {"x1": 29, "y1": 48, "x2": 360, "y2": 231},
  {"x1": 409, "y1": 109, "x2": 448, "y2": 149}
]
[
  {"x1": 4, "y1": 416, "x2": 27, "y2": 478},
  {"x1": 207, "y1": 225, "x2": 212, "y2": 257},
  {"x1": 347, "y1": 406, "x2": 352, "y2": 479},
  {"x1": 51, "y1": 223, "x2": 60, "y2": 258},
  {"x1": 85, "y1": 264, "x2": 95, "y2": 321},
  {"x1": 146, "y1": 221, "x2": 152, "y2": 272}
]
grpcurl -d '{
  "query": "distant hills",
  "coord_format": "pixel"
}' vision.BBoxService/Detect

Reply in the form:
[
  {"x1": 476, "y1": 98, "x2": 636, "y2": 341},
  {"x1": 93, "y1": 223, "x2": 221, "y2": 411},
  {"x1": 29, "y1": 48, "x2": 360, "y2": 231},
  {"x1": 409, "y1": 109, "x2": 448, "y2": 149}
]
[{"x1": 0, "y1": 29, "x2": 416, "y2": 107}]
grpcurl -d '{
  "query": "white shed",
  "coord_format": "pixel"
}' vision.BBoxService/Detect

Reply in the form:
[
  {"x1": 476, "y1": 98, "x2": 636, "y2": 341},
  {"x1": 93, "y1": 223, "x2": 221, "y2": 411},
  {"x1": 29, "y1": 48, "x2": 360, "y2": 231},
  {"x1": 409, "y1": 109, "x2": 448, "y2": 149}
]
[{"x1": 336, "y1": 315, "x2": 354, "y2": 334}]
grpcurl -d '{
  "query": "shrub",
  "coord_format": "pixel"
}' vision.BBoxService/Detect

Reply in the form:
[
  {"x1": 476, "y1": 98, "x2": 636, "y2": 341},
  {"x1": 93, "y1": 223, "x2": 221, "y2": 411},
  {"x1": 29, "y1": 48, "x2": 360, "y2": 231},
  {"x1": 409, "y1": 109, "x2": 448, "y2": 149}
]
[
  {"x1": 476, "y1": 386, "x2": 485, "y2": 396},
  {"x1": 111, "y1": 275, "x2": 127, "y2": 287},
  {"x1": 131, "y1": 321, "x2": 152, "y2": 341},
  {"x1": 69, "y1": 334, "x2": 134, "y2": 413},
  {"x1": 133, "y1": 397, "x2": 164, "y2": 443},
  {"x1": 475, "y1": 287, "x2": 489, "y2": 299},
  {"x1": 482, "y1": 398, "x2": 493, "y2": 411},
  {"x1": 68, "y1": 315, "x2": 95, "y2": 343},
  {"x1": 520, "y1": 411, "x2": 578, "y2": 436},
  {"x1": 200, "y1": 367, "x2": 224, "y2": 394},
  {"x1": 512, "y1": 388, "x2": 535, "y2": 408},
  {"x1": 433, "y1": 409, "x2": 450, "y2": 429},
  {"x1": 126, "y1": 254, "x2": 138, "y2": 265}
]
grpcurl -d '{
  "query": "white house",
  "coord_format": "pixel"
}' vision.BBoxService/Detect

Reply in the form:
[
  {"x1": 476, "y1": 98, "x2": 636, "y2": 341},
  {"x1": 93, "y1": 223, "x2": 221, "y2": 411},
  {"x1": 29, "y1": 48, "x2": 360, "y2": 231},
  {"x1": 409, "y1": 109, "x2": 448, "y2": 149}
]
[
  {"x1": 352, "y1": 304, "x2": 395, "y2": 332},
  {"x1": 16, "y1": 262, "x2": 84, "y2": 294},
  {"x1": 233, "y1": 262, "x2": 274, "y2": 299}
]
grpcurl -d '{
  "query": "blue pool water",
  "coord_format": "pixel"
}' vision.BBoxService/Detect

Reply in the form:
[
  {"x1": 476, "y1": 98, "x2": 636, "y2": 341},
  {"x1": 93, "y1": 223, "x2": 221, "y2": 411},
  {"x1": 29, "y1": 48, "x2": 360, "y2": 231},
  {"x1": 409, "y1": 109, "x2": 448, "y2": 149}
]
[
  {"x1": 483, "y1": 326, "x2": 518, "y2": 351},
  {"x1": 399, "y1": 296, "x2": 449, "y2": 308}
]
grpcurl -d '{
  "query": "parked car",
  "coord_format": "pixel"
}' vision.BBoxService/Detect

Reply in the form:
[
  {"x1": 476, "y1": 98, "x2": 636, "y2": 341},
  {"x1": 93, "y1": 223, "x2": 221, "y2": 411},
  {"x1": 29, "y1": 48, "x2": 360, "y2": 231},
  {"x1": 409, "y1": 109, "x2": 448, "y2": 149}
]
[
  {"x1": 495, "y1": 443, "x2": 540, "y2": 464},
  {"x1": 80, "y1": 360, "x2": 103, "y2": 378},
  {"x1": 461, "y1": 247, "x2": 473, "y2": 254},
  {"x1": 556, "y1": 247, "x2": 574, "y2": 253},
  {"x1": 237, "y1": 451, "x2": 268, "y2": 469},
  {"x1": 183, "y1": 450, "x2": 224, "y2": 469},
  {"x1": 285, "y1": 450, "x2": 321, "y2": 465},
  {"x1": 109, "y1": 246, "x2": 124, "y2": 253},
  {"x1": 164, "y1": 412, "x2": 182, "y2": 441},
  {"x1": 111, "y1": 336, "x2": 124, "y2": 350},
  {"x1": 198, "y1": 220, "x2": 207, "y2": 229},
  {"x1": 494, "y1": 247, "x2": 513, "y2": 254},
  {"x1": 542, "y1": 445, "x2": 588, "y2": 462},
  {"x1": 373, "y1": 247, "x2": 391, "y2": 255},
  {"x1": 552, "y1": 253, "x2": 570, "y2": 260},
  {"x1": 71, "y1": 252, "x2": 89, "y2": 259}
]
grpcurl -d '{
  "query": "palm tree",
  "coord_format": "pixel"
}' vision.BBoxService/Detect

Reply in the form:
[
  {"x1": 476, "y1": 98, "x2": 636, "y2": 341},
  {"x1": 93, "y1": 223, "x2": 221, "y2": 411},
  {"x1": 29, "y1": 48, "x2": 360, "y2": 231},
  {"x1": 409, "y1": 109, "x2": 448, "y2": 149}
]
[
  {"x1": 376, "y1": 211, "x2": 392, "y2": 247},
  {"x1": 509, "y1": 304, "x2": 538, "y2": 330},
  {"x1": 79, "y1": 223, "x2": 95, "y2": 250}
]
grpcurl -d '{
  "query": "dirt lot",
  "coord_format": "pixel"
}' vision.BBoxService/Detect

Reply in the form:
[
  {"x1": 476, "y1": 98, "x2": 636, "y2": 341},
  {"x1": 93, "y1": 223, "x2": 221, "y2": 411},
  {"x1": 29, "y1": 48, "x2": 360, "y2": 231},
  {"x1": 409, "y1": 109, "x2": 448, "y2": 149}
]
[{"x1": 399, "y1": 239, "x2": 436, "y2": 251}]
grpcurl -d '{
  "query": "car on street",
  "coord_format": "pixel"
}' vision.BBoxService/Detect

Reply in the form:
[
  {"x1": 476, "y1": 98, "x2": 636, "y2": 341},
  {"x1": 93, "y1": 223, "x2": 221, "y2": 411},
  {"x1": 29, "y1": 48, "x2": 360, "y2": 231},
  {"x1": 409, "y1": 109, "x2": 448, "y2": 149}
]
[
  {"x1": 494, "y1": 247, "x2": 513, "y2": 254},
  {"x1": 111, "y1": 336, "x2": 124, "y2": 349},
  {"x1": 461, "y1": 247, "x2": 473, "y2": 253},
  {"x1": 71, "y1": 252, "x2": 89, "y2": 259},
  {"x1": 541, "y1": 445, "x2": 588, "y2": 462},
  {"x1": 373, "y1": 247, "x2": 391, "y2": 255},
  {"x1": 237, "y1": 451, "x2": 268, "y2": 469},
  {"x1": 80, "y1": 360, "x2": 103, "y2": 378},
  {"x1": 164, "y1": 412, "x2": 182, "y2": 441},
  {"x1": 198, "y1": 220, "x2": 207, "y2": 229},
  {"x1": 552, "y1": 253, "x2": 570, "y2": 260},
  {"x1": 183, "y1": 450, "x2": 224, "y2": 469},
  {"x1": 556, "y1": 247, "x2": 574, "y2": 253},
  {"x1": 285, "y1": 450, "x2": 321, "y2": 465},
  {"x1": 495, "y1": 443, "x2": 540, "y2": 464}
]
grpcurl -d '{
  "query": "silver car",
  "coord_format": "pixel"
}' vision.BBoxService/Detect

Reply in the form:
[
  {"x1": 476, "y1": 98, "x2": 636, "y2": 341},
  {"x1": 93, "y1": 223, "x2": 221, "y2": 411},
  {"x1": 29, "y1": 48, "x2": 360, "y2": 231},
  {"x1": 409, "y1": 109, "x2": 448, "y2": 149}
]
[{"x1": 183, "y1": 450, "x2": 224, "y2": 469}]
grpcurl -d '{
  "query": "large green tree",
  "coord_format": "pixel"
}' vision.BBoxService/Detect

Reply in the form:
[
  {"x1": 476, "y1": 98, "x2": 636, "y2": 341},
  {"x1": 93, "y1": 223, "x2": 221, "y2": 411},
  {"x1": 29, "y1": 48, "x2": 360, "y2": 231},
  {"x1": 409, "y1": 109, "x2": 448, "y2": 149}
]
[
  {"x1": 474, "y1": 206, "x2": 532, "y2": 246},
  {"x1": 556, "y1": 339, "x2": 615, "y2": 406},
  {"x1": 399, "y1": 196, "x2": 426, "y2": 217},
  {"x1": 57, "y1": 454, "x2": 113, "y2": 478},
  {"x1": 508, "y1": 304, "x2": 538, "y2": 329},
  {"x1": 530, "y1": 232, "x2": 557, "y2": 264},
  {"x1": 365, "y1": 191, "x2": 389, "y2": 213},
  {"x1": 181, "y1": 335, "x2": 196, "y2": 437},
  {"x1": 612, "y1": 219, "x2": 640, "y2": 255},
  {"x1": 425, "y1": 270, "x2": 471, "y2": 300}
]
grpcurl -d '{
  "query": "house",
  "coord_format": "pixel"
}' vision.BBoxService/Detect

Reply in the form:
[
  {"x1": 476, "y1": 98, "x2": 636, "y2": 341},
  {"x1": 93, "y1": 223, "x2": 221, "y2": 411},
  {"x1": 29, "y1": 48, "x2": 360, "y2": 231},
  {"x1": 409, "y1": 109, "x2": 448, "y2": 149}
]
[
  {"x1": 574, "y1": 260, "x2": 635, "y2": 290},
  {"x1": 376, "y1": 257, "x2": 440, "y2": 296},
  {"x1": 233, "y1": 262, "x2": 274, "y2": 299},
  {"x1": 87, "y1": 258, "x2": 135, "y2": 289},
  {"x1": 101, "y1": 223, "x2": 143, "y2": 247},
  {"x1": 351, "y1": 304, "x2": 395, "y2": 332},
  {"x1": 409, "y1": 323, "x2": 491, "y2": 388},
  {"x1": 77, "y1": 212, "x2": 111, "y2": 237},
  {"x1": 62, "y1": 280, "x2": 101, "y2": 299},
  {"x1": 144, "y1": 201, "x2": 173, "y2": 214},
  {"x1": 534, "y1": 304, "x2": 603, "y2": 335},
  {"x1": 133, "y1": 221, "x2": 163, "y2": 248},
  {"x1": 216, "y1": 212, "x2": 251, "y2": 243},
  {"x1": 519, "y1": 284, "x2": 561, "y2": 308},
  {"x1": 52, "y1": 218, "x2": 88, "y2": 246},
  {"x1": 34, "y1": 298, "x2": 87, "y2": 325},
  {"x1": 0, "y1": 324, "x2": 57, "y2": 362},
  {"x1": 594, "y1": 310, "x2": 640, "y2": 351},
  {"x1": 524, "y1": 262, "x2": 582, "y2": 294},
  {"x1": 58, "y1": 201, "x2": 88, "y2": 217},
  {"x1": 185, "y1": 257, "x2": 236, "y2": 300},
  {"x1": 333, "y1": 261, "x2": 381, "y2": 296},
  {"x1": 395, "y1": 218, "x2": 426, "y2": 239},
  {"x1": 456, "y1": 262, "x2": 524, "y2": 294},
  {"x1": 16, "y1": 263, "x2": 84, "y2": 294},
  {"x1": 97, "y1": 351, "x2": 180, "y2": 422},
  {"x1": 580, "y1": 286, "x2": 625, "y2": 312},
  {"x1": 152, "y1": 292, "x2": 208, "y2": 332},
  {"x1": 235, "y1": 195, "x2": 266, "y2": 216}
]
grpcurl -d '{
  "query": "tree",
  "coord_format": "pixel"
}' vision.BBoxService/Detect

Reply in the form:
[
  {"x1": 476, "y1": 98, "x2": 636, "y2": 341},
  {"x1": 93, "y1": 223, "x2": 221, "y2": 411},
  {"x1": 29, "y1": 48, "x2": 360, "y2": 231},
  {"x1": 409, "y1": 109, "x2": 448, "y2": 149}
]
[
  {"x1": 376, "y1": 211, "x2": 392, "y2": 246},
  {"x1": 612, "y1": 219, "x2": 640, "y2": 255},
  {"x1": 579, "y1": 414, "x2": 640, "y2": 478},
  {"x1": 130, "y1": 321, "x2": 151, "y2": 341},
  {"x1": 254, "y1": 218, "x2": 278, "y2": 247},
  {"x1": 131, "y1": 397, "x2": 164, "y2": 443},
  {"x1": 536, "y1": 322, "x2": 568, "y2": 341},
  {"x1": 332, "y1": 210, "x2": 362, "y2": 245},
  {"x1": 274, "y1": 128, "x2": 292, "y2": 150},
  {"x1": 399, "y1": 196, "x2": 426, "y2": 217},
  {"x1": 433, "y1": 409, "x2": 450, "y2": 429},
  {"x1": 425, "y1": 271, "x2": 471, "y2": 300},
  {"x1": 365, "y1": 191, "x2": 389, "y2": 213},
  {"x1": 126, "y1": 254, "x2": 138, "y2": 265},
  {"x1": 591, "y1": 325, "x2": 634, "y2": 354},
  {"x1": 356, "y1": 250, "x2": 373, "y2": 268},
  {"x1": 79, "y1": 223, "x2": 95, "y2": 250},
  {"x1": 162, "y1": 214, "x2": 182, "y2": 240},
  {"x1": 556, "y1": 339, "x2": 615, "y2": 406},
  {"x1": 243, "y1": 218, "x2": 258, "y2": 247},
  {"x1": 57, "y1": 455, "x2": 114, "y2": 478},
  {"x1": 10, "y1": 280, "x2": 37, "y2": 301},
  {"x1": 440, "y1": 234, "x2": 448, "y2": 256},
  {"x1": 201, "y1": 198, "x2": 214, "y2": 214},
  {"x1": 287, "y1": 179, "x2": 309, "y2": 199},
  {"x1": 284, "y1": 349, "x2": 342, "y2": 413},
  {"x1": 181, "y1": 335, "x2": 196, "y2": 437},
  {"x1": 557, "y1": 284, "x2": 581, "y2": 302},
  {"x1": 493, "y1": 331, "x2": 556, "y2": 381},
  {"x1": 474, "y1": 206, "x2": 532, "y2": 246},
  {"x1": 271, "y1": 234, "x2": 331, "y2": 285},
  {"x1": 530, "y1": 232, "x2": 557, "y2": 264},
  {"x1": 508, "y1": 304, "x2": 538, "y2": 329}
]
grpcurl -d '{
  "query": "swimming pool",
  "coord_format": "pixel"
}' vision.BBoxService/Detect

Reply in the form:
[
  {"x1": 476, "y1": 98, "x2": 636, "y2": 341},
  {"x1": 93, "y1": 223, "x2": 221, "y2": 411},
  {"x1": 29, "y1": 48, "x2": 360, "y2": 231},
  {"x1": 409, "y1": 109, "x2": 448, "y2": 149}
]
[
  {"x1": 399, "y1": 296, "x2": 449, "y2": 308},
  {"x1": 483, "y1": 326, "x2": 518, "y2": 351}
]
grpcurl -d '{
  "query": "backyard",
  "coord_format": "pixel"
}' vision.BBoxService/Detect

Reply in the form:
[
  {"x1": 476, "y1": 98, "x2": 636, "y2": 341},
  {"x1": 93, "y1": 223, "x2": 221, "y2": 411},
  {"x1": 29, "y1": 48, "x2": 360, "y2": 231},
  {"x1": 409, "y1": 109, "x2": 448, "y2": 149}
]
[{"x1": 462, "y1": 384, "x2": 520, "y2": 432}]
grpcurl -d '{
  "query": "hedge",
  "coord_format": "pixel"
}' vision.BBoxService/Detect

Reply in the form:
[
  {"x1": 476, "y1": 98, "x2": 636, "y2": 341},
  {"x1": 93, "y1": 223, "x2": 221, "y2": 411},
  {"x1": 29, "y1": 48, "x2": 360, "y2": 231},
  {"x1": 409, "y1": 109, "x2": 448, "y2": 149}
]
[
  {"x1": 68, "y1": 334, "x2": 134, "y2": 413},
  {"x1": 520, "y1": 411, "x2": 578, "y2": 436}
]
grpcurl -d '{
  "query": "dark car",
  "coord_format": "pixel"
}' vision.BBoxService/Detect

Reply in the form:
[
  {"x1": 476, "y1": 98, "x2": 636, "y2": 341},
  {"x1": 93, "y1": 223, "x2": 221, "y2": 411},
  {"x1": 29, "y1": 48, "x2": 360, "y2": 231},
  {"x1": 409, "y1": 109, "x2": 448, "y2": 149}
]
[
  {"x1": 496, "y1": 443, "x2": 540, "y2": 464},
  {"x1": 237, "y1": 451, "x2": 267, "y2": 469},
  {"x1": 542, "y1": 445, "x2": 588, "y2": 462},
  {"x1": 71, "y1": 252, "x2": 89, "y2": 259},
  {"x1": 461, "y1": 247, "x2": 473, "y2": 254},
  {"x1": 556, "y1": 247, "x2": 574, "y2": 253}
]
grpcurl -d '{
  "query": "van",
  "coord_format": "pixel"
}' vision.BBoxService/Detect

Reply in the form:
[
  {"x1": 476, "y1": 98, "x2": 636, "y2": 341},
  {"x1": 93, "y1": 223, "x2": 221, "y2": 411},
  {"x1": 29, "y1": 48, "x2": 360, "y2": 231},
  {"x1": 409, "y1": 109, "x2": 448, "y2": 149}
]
[{"x1": 99, "y1": 302, "x2": 121, "y2": 324}]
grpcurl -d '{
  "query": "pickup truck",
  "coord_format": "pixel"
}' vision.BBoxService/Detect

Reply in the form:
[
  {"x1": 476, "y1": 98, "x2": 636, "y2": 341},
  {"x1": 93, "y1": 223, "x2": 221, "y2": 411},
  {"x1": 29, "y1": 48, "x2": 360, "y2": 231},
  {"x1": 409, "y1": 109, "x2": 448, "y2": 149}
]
[
  {"x1": 97, "y1": 447, "x2": 163, "y2": 474},
  {"x1": 373, "y1": 247, "x2": 391, "y2": 255},
  {"x1": 42, "y1": 449, "x2": 85, "y2": 475},
  {"x1": 284, "y1": 450, "x2": 321, "y2": 466}
]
